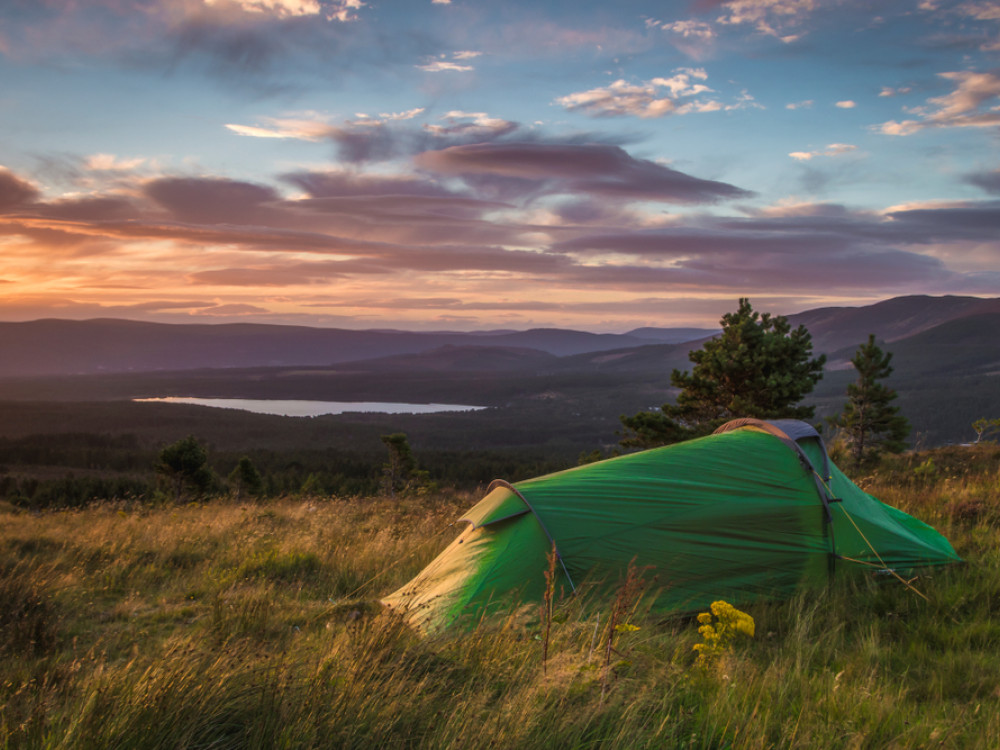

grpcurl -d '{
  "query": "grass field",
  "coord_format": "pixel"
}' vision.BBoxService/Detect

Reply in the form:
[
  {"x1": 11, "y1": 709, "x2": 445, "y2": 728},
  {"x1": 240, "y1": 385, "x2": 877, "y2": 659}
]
[{"x1": 2, "y1": 445, "x2": 999, "y2": 748}]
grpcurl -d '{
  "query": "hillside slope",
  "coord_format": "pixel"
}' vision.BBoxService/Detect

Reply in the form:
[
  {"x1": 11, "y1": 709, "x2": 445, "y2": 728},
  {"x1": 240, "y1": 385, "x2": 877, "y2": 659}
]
[
  {"x1": 0, "y1": 319, "x2": 655, "y2": 376},
  {"x1": 787, "y1": 295, "x2": 1000, "y2": 353}
]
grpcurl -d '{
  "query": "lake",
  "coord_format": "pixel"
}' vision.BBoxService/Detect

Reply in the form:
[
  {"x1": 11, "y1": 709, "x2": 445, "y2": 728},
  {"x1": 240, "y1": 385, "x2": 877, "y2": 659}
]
[{"x1": 134, "y1": 397, "x2": 487, "y2": 418}]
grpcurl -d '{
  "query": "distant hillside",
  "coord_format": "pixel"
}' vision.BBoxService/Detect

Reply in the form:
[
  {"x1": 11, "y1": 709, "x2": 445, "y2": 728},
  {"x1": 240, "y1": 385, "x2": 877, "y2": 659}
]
[
  {"x1": 351, "y1": 342, "x2": 696, "y2": 376},
  {"x1": 622, "y1": 327, "x2": 719, "y2": 344},
  {"x1": 335, "y1": 345, "x2": 560, "y2": 373},
  {"x1": 861, "y1": 312, "x2": 1000, "y2": 378},
  {"x1": 0, "y1": 296, "x2": 997, "y2": 385},
  {"x1": 0, "y1": 319, "x2": 658, "y2": 377},
  {"x1": 787, "y1": 295, "x2": 1000, "y2": 354},
  {"x1": 557, "y1": 343, "x2": 694, "y2": 373}
]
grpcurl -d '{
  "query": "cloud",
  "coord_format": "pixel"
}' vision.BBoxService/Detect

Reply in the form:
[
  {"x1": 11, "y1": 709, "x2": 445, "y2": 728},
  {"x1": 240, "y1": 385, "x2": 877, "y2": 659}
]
[
  {"x1": 10, "y1": 169, "x2": 523, "y2": 254},
  {"x1": 164, "y1": 14, "x2": 298, "y2": 84},
  {"x1": 878, "y1": 70, "x2": 1000, "y2": 135},
  {"x1": 0, "y1": 149, "x2": 995, "y2": 330},
  {"x1": 202, "y1": 0, "x2": 366, "y2": 22},
  {"x1": 279, "y1": 169, "x2": 508, "y2": 221},
  {"x1": 786, "y1": 100, "x2": 813, "y2": 110},
  {"x1": 714, "y1": 0, "x2": 821, "y2": 42},
  {"x1": 415, "y1": 142, "x2": 753, "y2": 204},
  {"x1": 423, "y1": 111, "x2": 518, "y2": 140},
  {"x1": 879, "y1": 86, "x2": 912, "y2": 97},
  {"x1": 281, "y1": 170, "x2": 460, "y2": 199},
  {"x1": 878, "y1": 120, "x2": 923, "y2": 136},
  {"x1": 0, "y1": 169, "x2": 41, "y2": 212},
  {"x1": 955, "y1": 2, "x2": 1000, "y2": 21},
  {"x1": 375, "y1": 108, "x2": 426, "y2": 121},
  {"x1": 556, "y1": 69, "x2": 731, "y2": 119},
  {"x1": 143, "y1": 176, "x2": 283, "y2": 224},
  {"x1": 542, "y1": 200, "x2": 993, "y2": 293},
  {"x1": 195, "y1": 302, "x2": 273, "y2": 315},
  {"x1": 0, "y1": 214, "x2": 366, "y2": 258},
  {"x1": 188, "y1": 260, "x2": 386, "y2": 286},
  {"x1": 144, "y1": 0, "x2": 415, "y2": 95},
  {"x1": 204, "y1": 0, "x2": 323, "y2": 18},
  {"x1": 550, "y1": 198, "x2": 651, "y2": 226},
  {"x1": 311, "y1": 111, "x2": 520, "y2": 163},
  {"x1": 788, "y1": 143, "x2": 859, "y2": 160},
  {"x1": 545, "y1": 251, "x2": 951, "y2": 295},
  {"x1": 925, "y1": 69, "x2": 1000, "y2": 120},
  {"x1": 325, "y1": 123, "x2": 405, "y2": 162},
  {"x1": 417, "y1": 60, "x2": 473, "y2": 72},
  {"x1": 965, "y1": 167, "x2": 1000, "y2": 194},
  {"x1": 226, "y1": 114, "x2": 339, "y2": 140},
  {"x1": 654, "y1": 19, "x2": 716, "y2": 39},
  {"x1": 84, "y1": 154, "x2": 148, "y2": 172},
  {"x1": 327, "y1": 0, "x2": 366, "y2": 23},
  {"x1": 647, "y1": 18, "x2": 717, "y2": 58},
  {"x1": 226, "y1": 108, "x2": 428, "y2": 143},
  {"x1": 33, "y1": 196, "x2": 141, "y2": 222},
  {"x1": 120, "y1": 300, "x2": 224, "y2": 313},
  {"x1": 550, "y1": 228, "x2": 853, "y2": 258},
  {"x1": 835, "y1": 100, "x2": 856, "y2": 108},
  {"x1": 0, "y1": 0, "x2": 377, "y2": 82},
  {"x1": 883, "y1": 200, "x2": 1000, "y2": 243},
  {"x1": 416, "y1": 50, "x2": 478, "y2": 72}
]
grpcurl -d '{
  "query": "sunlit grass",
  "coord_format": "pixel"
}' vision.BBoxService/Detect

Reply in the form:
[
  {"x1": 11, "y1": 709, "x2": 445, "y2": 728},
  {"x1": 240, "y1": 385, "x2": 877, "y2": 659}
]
[{"x1": 2, "y1": 447, "x2": 999, "y2": 748}]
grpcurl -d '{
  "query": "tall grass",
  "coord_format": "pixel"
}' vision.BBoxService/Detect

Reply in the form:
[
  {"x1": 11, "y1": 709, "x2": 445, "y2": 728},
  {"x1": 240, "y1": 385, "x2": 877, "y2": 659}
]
[{"x1": 2, "y1": 446, "x2": 999, "y2": 748}]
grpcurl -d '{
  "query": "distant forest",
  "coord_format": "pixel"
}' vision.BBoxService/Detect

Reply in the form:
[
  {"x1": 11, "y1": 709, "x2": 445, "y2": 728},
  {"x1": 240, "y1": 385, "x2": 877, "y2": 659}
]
[{"x1": 0, "y1": 368, "x2": 994, "y2": 511}]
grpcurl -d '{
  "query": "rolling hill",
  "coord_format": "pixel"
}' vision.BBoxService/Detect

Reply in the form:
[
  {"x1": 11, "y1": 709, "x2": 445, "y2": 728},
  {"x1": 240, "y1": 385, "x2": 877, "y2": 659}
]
[
  {"x1": 3, "y1": 295, "x2": 996, "y2": 378},
  {"x1": 786, "y1": 295, "x2": 1000, "y2": 354},
  {"x1": 0, "y1": 319, "x2": 683, "y2": 377}
]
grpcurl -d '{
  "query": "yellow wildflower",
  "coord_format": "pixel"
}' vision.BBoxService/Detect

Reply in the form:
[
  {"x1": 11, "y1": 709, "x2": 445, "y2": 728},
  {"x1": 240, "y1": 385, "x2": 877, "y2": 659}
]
[{"x1": 692, "y1": 600, "x2": 755, "y2": 667}]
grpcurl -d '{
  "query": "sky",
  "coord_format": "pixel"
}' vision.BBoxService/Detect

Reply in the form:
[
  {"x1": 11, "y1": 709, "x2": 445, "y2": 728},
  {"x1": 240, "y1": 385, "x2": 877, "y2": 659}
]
[{"x1": 1, "y1": 0, "x2": 999, "y2": 332}]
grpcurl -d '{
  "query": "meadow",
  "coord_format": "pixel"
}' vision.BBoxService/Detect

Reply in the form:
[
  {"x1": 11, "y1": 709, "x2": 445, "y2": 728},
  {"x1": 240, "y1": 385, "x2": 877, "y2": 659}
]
[{"x1": 2, "y1": 445, "x2": 999, "y2": 749}]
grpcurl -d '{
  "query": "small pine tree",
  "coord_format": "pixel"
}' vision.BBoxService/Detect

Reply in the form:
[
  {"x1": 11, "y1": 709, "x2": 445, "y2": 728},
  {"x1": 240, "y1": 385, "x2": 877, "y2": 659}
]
[
  {"x1": 228, "y1": 456, "x2": 263, "y2": 502},
  {"x1": 620, "y1": 298, "x2": 826, "y2": 448},
  {"x1": 156, "y1": 435, "x2": 214, "y2": 502},
  {"x1": 834, "y1": 335, "x2": 910, "y2": 466},
  {"x1": 380, "y1": 433, "x2": 436, "y2": 497}
]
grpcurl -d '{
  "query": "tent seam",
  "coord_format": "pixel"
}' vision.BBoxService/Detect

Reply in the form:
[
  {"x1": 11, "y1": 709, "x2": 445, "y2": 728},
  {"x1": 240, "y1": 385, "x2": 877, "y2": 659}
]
[{"x1": 489, "y1": 479, "x2": 577, "y2": 593}]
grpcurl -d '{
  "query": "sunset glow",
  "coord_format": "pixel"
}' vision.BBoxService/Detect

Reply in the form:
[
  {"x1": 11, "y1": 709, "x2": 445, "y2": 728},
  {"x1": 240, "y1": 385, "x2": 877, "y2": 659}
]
[{"x1": 1, "y1": 0, "x2": 998, "y2": 330}]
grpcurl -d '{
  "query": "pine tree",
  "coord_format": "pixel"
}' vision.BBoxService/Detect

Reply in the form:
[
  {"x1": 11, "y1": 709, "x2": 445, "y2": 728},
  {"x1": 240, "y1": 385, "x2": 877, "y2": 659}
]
[
  {"x1": 620, "y1": 298, "x2": 826, "y2": 448},
  {"x1": 834, "y1": 335, "x2": 910, "y2": 466},
  {"x1": 228, "y1": 456, "x2": 263, "y2": 502},
  {"x1": 380, "y1": 432, "x2": 435, "y2": 497},
  {"x1": 156, "y1": 435, "x2": 214, "y2": 502}
]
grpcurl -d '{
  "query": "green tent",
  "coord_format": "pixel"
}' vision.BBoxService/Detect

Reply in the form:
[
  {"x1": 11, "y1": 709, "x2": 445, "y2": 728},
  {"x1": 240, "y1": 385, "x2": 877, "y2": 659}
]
[{"x1": 383, "y1": 419, "x2": 960, "y2": 632}]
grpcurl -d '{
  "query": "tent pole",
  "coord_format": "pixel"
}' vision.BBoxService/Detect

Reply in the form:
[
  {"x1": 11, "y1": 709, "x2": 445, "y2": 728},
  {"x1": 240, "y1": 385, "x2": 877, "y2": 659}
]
[{"x1": 489, "y1": 479, "x2": 577, "y2": 593}]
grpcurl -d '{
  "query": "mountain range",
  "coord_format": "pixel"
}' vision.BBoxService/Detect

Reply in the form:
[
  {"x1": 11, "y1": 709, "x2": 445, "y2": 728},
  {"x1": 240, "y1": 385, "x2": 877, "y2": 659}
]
[
  {"x1": 0, "y1": 318, "x2": 716, "y2": 377},
  {"x1": 0, "y1": 294, "x2": 996, "y2": 379}
]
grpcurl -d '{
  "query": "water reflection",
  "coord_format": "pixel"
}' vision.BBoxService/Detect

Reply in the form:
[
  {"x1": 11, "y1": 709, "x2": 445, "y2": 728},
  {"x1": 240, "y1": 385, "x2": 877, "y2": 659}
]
[{"x1": 134, "y1": 397, "x2": 486, "y2": 417}]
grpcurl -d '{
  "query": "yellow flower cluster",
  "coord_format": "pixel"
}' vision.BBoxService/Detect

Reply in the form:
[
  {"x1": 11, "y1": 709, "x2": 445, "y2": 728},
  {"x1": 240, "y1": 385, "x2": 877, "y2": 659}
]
[
  {"x1": 614, "y1": 623, "x2": 640, "y2": 633},
  {"x1": 692, "y1": 600, "x2": 755, "y2": 665}
]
